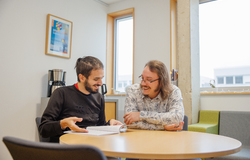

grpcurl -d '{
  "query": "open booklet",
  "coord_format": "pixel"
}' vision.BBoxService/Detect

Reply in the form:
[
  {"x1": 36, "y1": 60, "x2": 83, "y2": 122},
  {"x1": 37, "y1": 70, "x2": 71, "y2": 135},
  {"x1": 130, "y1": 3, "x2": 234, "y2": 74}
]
[{"x1": 64, "y1": 124, "x2": 127, "y2": 136}]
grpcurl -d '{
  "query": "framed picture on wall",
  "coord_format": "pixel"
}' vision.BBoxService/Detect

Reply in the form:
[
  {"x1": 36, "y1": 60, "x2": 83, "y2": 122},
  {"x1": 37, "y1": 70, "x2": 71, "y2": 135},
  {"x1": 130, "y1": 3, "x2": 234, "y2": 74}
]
[{"x1": 45, "y1": 14, "x2": 73, "y2": 59}]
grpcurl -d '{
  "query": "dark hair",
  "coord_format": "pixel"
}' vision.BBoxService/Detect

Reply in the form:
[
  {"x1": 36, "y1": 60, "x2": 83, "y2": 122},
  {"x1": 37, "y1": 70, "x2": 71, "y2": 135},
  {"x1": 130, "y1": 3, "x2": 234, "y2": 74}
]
[
  {"x1": 75, "y1": 56, "x2": 104, "y2": 82},
  {"x1": 145, "y1": 60, "x2": 173, "y2": 100}
]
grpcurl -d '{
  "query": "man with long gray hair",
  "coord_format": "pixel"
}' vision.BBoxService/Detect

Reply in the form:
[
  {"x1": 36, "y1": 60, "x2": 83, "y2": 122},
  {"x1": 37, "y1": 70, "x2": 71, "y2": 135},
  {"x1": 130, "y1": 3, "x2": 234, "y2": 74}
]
[
  {"x1": 123, "y1": 60, "x2": 199, "y2": 160},
  {"x1": 123, "y1": 60, "x2": 184, "y2": 131}
]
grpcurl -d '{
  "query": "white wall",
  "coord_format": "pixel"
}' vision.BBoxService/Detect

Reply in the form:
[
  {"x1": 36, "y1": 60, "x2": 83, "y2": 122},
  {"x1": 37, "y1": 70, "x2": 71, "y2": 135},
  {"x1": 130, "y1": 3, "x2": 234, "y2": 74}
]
[
  {"x1": 0, "y1": 0, "x2": 107, "y2": 159},
  {"x1": 108, "y1": 0, "x2": 171, "y2": 83},
  {"x1": 200, "y1": 94, "x2": 250, "y2": 111}
]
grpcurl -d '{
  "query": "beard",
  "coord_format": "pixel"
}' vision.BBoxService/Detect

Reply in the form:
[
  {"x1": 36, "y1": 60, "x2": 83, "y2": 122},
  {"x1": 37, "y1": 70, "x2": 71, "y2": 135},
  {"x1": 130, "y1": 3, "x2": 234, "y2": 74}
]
[{"x1": 84, "y1": 79, "x2": 101, "y2": 93}]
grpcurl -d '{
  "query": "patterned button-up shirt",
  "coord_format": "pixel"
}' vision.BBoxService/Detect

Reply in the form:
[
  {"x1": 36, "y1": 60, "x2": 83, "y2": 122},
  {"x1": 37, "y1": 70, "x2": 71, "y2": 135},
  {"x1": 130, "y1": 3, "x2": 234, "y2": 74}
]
[{"x1": 125, "y1": 83, "x2": 184, "y2": 130}]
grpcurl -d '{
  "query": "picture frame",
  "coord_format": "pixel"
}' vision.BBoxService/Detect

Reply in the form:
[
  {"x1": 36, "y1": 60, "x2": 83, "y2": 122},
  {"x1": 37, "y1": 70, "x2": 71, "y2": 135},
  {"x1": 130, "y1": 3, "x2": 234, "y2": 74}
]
[{"x1": 45, "y1": 14, "x2": 73, "y2": 59}]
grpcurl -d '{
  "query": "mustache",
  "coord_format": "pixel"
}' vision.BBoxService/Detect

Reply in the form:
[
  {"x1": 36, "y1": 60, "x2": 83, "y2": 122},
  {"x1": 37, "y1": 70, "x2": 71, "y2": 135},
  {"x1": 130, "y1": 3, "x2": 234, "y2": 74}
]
[
  {"x1": 140, "y1": 84, "x2": 150, "y2": 89},
  {"x1": 140, "y1": 84, "x2": 160, "y2": 92}
]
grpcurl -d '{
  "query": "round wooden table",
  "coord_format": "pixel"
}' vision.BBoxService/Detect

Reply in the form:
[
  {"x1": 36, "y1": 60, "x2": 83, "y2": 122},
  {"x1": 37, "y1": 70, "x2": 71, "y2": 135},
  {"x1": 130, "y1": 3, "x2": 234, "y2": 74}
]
[{"x1": 60, "y1": 129, "x2": 241, "y2": 159}]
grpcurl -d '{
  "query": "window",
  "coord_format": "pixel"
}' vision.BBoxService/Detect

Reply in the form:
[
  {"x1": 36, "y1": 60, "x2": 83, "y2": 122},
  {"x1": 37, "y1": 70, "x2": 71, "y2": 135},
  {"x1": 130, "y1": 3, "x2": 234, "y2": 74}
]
[
  {"x1": 118, "y1": 82, "x2": 122, "y2": 88},
  {"x1": 114, "y1": 16, "x2": 133, "y2": 93},
  {"x1": 235, "y1": 76, "x2": 243, "y2": 84},
  {"x1": 123, "y1": 81, "x2": 128, "y2": 88},
  {"x1": 217, "y1": 77, "x2": 224, "y2": 84},
  {"x1": 199, "y1": 0, "x2": 250, "y2": 90},
  {"x1": 226, "y1": 76, "x2": 233, "y2": 84},
  {"x1": 106, "y1": 8, "x2": 134, "y2": 95}
]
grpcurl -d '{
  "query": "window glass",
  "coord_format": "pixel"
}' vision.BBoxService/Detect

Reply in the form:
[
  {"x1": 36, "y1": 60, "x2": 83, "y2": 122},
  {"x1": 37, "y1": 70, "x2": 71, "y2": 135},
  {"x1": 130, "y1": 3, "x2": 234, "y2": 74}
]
[
  {"x1": 217, "y1": 77, "x2": 224, "y2": 84},
  {"x1": 118, "y1": 82, "x2": 122, "y2": 88},
  {"x1": 114, "y1": 16, "x2": 133, "y2": 93},
  {"x1": 124, "y1": 82, "x2": 127, "y2": 87},
  {"x1": 226, "y1": 76, "x2": 233, "y2": 84},
  {"x1": 199, "y1": 0, "x2": 250, "y2": 88},
  {"x1": 235, "y1": 76, "x2": 243, "y2": 84}
]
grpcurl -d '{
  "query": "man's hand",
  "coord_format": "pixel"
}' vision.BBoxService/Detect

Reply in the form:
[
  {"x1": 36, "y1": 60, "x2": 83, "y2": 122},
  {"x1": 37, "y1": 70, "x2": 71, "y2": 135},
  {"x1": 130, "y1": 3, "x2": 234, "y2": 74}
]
[
  {"x1": 109, "y1": 119, "x2": 123, "y2": 125},
  {"x1": 60, "y1": 117, "x2": 88, "y2": 133},
  {"x1": 164, "y1": 121, "x2": 184, "y2": 131},
  {"x1": 123, "y1": 112, "x2": 140, "y2": 125}
]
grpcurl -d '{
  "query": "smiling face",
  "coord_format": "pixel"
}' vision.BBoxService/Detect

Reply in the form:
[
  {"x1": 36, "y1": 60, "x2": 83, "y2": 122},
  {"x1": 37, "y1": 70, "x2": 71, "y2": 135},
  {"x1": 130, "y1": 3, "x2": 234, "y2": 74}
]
[
  {"x1": 79, "y1": 69, "x2": 104, "y2": 94},
  {"x1": 140, "y1": 66, "x2": 160, "y2": 99}
]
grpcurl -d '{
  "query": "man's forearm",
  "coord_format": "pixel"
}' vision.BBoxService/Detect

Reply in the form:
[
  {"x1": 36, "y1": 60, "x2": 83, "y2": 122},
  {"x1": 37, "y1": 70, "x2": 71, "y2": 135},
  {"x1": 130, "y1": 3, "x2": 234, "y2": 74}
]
[
  {"x1": 39, "y1": 121, "x2": 63, "y2": 138},
  {"x1": 140, "y1": 110, "x2": 184, "y2": 125},
  {"x1": 128, "y1": 121, "x2": 164, "y2": 130}
]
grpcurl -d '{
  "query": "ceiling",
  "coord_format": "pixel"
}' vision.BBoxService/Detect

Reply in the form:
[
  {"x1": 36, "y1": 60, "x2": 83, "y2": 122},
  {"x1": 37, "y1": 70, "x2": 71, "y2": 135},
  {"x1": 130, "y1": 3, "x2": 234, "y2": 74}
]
[{"x1": 97, "y1": 0, "x2": 215, "y2": 6}]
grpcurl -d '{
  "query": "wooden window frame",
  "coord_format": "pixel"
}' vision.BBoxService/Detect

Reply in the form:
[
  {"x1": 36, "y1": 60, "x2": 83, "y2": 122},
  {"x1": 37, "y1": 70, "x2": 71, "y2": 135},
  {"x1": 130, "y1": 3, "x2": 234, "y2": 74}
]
[
  {"x1": 106, "y1": 8, "x2": 135, "y2": 95},
  {"x1": 170, "y1": 0, "x2": 177, "y2": 71}
]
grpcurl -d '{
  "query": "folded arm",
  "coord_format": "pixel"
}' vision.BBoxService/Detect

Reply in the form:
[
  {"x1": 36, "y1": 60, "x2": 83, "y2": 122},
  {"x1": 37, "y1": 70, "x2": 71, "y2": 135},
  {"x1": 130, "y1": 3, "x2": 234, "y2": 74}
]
[{"x1": 124, "y1": 86, "x2": 184, "y2": 130}]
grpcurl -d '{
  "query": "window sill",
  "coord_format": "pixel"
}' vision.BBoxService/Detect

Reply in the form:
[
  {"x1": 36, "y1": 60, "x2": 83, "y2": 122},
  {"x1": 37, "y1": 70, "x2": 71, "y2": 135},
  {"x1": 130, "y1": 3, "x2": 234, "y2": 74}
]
[
  {"x1": 200, "y1": 92, "x2": 250, "y2": 95},
  {"x1": 200, "y1": 86, "x2": 250, "y2": 95},
  {"x1": 106, "y1": 94, "x2": 126, "y2": 96}
]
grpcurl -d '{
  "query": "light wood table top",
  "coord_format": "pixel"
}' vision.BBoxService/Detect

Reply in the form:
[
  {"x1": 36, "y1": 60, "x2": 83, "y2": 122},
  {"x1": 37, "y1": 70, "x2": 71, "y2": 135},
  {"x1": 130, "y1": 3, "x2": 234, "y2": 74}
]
[{"x1": 60, "y1": 129, "x2": 241, "y2": 159}]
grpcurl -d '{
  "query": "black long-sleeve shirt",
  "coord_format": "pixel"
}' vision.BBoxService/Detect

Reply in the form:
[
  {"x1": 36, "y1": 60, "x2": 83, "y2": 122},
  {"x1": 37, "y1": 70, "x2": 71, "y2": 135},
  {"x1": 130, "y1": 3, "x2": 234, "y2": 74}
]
[{"x1": 39, "y1": 85, "x2": 106, "y2": 142}]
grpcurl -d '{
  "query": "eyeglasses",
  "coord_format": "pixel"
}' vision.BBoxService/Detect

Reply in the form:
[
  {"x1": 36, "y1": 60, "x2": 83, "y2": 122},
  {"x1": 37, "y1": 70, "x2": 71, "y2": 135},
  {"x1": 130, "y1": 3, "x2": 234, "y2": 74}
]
[{"x1": 139, "y1": 75, "x2": 160, "y2": 84}]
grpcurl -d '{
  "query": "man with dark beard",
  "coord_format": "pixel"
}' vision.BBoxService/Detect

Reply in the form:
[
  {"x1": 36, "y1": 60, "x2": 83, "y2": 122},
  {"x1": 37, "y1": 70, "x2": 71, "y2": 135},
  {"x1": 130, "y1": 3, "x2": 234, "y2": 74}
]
[
  {"x1": 39, "y1": 56, "x2": 122, "y2": 143},
  {"x1": 123, "y1": 60, "x2": 184, "y2": 131}
]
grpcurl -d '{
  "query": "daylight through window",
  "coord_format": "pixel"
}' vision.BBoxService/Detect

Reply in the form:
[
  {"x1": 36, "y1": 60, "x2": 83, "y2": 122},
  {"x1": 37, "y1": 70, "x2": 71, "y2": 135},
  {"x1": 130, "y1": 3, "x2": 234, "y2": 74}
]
[
  {"x1": 200, "y1": 0, "x2": 250, "y2": 90},
  {"x1": 114, "y1": 16, "x2": 133, "y2": 93}
]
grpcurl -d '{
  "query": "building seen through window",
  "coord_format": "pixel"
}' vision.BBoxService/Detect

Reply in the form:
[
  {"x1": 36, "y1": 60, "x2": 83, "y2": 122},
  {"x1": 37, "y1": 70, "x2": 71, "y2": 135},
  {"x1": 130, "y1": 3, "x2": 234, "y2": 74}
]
[{"x1": 199, "y1": 0, "x2": 250, "y2": 90}]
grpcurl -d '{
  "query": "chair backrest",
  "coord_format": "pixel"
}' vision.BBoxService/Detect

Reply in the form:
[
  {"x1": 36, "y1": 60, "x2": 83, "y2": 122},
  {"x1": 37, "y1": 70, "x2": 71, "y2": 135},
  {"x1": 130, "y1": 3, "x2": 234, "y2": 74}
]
[
  {"x1": 3, "y1": 136, "x2": 107, "y2": 160},
  {"x1": 182, "y1": 115, "x2": 188, "y2": 131},
  {"x1": 199, "y1": 110, "x2": 220, "y2": 124},
  {"x1": 35, "y1": 117, "x2": 50, "y2": 142},
  {"x1": 219, "y1": 111, "x2": 250, "y2": 146}
]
